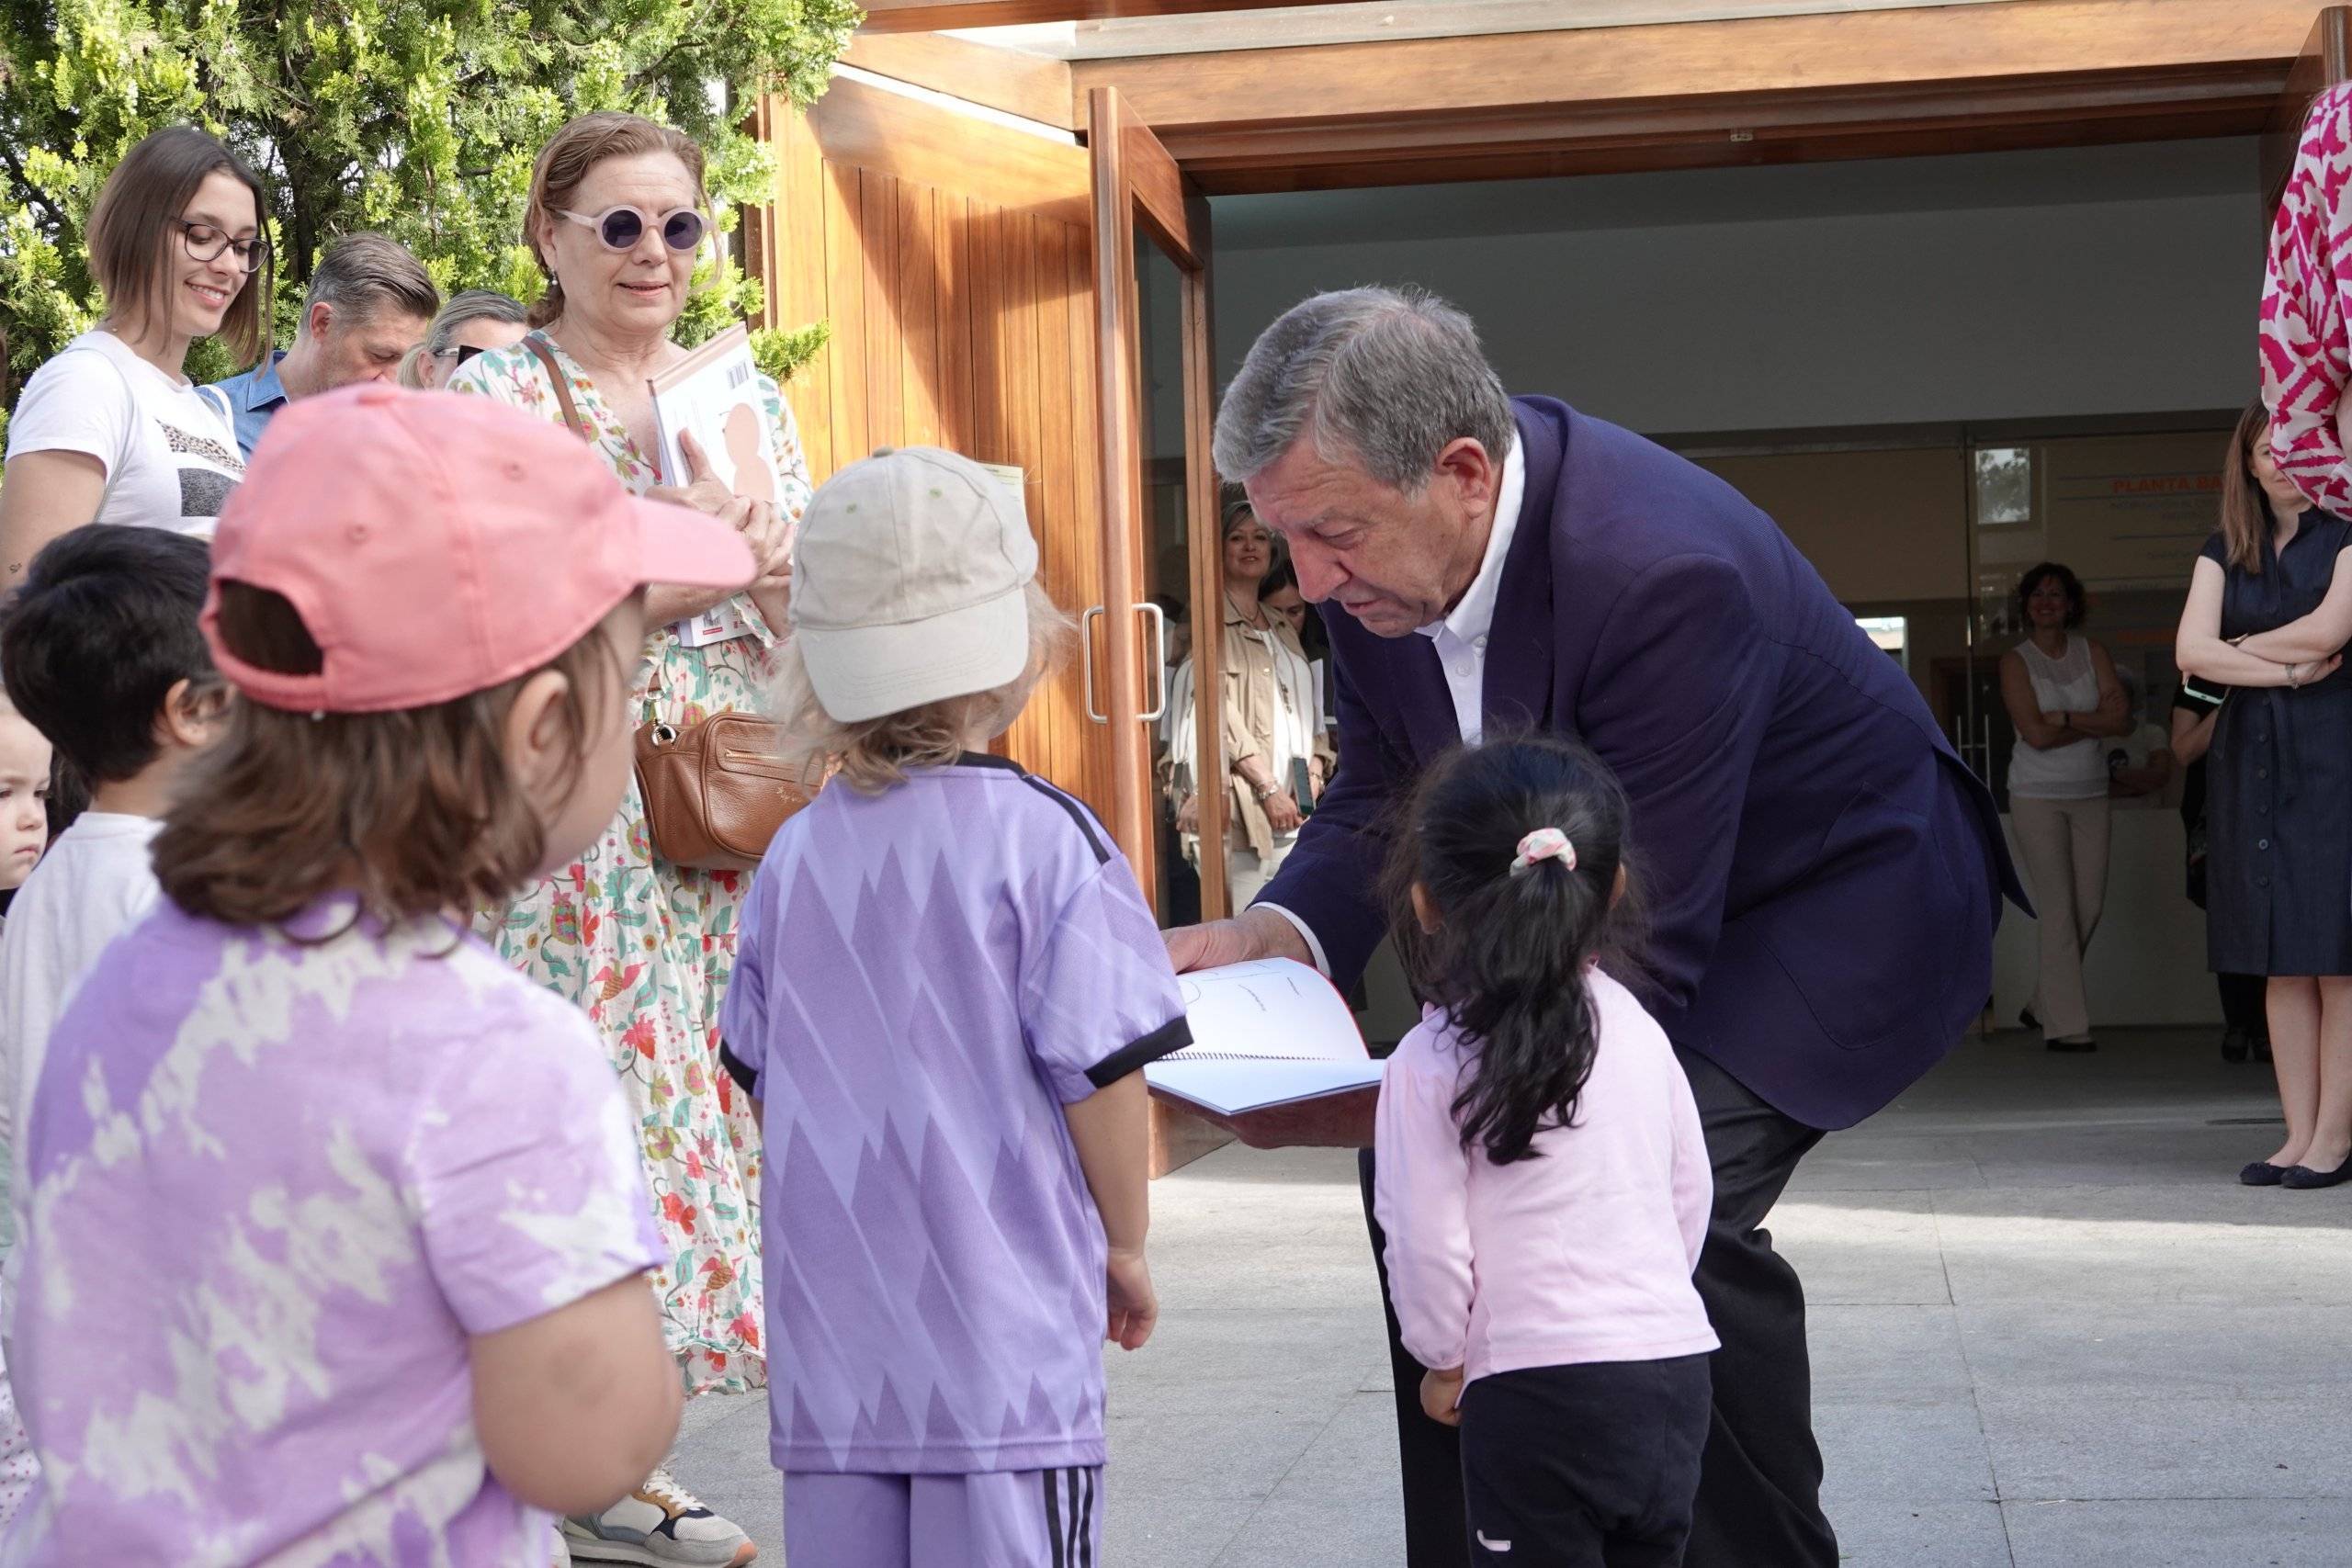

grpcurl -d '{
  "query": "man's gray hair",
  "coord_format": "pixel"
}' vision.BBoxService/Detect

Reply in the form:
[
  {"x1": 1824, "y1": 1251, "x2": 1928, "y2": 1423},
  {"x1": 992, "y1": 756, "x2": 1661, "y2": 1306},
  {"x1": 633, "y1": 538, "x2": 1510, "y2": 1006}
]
[
  {"x1": 302, "y1": 232, "x2": 439, "y2": 325},
  {"x1": 426, "y1": 288, "x2": 527, "y2": 357},
  {"x1": 1213, "y1": 287, "x2": 1515, "y2": 491}
]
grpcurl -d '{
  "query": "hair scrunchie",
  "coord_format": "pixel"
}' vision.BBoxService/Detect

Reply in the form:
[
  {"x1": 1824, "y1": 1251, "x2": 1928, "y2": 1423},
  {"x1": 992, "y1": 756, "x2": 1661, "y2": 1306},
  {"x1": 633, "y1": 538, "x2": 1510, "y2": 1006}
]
[{"x1": 1509, "y1": 828, "x2": 1577, "y2": 876}]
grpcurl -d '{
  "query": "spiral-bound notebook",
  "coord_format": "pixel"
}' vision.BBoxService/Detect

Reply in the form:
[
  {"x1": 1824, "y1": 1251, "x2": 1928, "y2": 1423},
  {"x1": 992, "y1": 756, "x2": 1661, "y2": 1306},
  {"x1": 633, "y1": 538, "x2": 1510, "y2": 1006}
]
[{"x1": 1145, "y1": 958, "x2": 1382, "y2": 1117}]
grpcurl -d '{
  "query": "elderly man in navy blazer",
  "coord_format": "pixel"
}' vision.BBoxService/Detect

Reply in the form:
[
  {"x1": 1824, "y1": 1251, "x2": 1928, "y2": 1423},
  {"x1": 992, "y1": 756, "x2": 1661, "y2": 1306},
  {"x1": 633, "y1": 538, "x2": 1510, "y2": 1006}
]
[{"x1": 1170, "y1": 288, "x2": 2020, "y2": 1568}]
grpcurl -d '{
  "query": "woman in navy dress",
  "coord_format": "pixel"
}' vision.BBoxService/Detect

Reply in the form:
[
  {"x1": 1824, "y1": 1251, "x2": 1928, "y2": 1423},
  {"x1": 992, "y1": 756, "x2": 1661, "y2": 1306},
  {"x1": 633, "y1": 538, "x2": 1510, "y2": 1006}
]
[{"x1": 2177, "y1": 402, "x2": 2352, "y2": 1188}]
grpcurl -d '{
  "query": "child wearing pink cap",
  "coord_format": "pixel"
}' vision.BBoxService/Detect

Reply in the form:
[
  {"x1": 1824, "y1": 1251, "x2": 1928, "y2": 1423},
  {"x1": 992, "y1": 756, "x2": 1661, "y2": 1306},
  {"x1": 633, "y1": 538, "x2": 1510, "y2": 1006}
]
[
  {"x1": 2, "y1": 384, "x2": 755, "y2": 1563},
  {"x1": 1374, "y1": 737, "x2": 1718, "y2": 1568}
]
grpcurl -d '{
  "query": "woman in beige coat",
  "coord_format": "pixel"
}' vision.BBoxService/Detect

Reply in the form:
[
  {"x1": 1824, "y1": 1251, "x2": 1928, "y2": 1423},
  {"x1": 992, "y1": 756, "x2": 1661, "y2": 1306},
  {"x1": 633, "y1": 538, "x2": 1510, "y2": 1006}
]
[{"x1": 1168, "y1": 502, "x2": 1337, "y2": 908}]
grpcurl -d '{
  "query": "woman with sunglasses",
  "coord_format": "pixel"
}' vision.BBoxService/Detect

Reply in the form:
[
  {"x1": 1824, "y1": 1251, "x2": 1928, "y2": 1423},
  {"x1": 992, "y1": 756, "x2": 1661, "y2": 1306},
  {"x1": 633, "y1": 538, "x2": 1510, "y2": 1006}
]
[
  {"x1": 0, "y1": 126, "x2": 266, "y2": 583},
  {"x1": 447, "y1": 109, "x2": 801, "y2": 1568},
  {"x1": 399, "y1": 288, "x2": 529, "y2": 389}
]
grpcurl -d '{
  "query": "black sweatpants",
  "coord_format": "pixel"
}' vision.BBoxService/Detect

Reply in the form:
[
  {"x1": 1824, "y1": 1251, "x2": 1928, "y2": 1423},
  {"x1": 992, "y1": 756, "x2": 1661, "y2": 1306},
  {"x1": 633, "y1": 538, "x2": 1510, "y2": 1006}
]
[
  {"x1": 1360, "y1": 1047, "x2": 1838, "y2": 1568},
  {"x1": 1460, "y1": 1357, "x2": 1712, "y2": 1568}
]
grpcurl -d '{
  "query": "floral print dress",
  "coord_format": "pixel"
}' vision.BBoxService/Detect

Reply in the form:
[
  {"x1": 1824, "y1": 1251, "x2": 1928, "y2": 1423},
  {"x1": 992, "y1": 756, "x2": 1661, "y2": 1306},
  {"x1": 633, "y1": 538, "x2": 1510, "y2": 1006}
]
[
  {"x1": 448, "y1": 333, "x2": 813, "y2": 1395},
  {"x1": 2264, "y1": 81, "x2": 2352, "y2": 513}
]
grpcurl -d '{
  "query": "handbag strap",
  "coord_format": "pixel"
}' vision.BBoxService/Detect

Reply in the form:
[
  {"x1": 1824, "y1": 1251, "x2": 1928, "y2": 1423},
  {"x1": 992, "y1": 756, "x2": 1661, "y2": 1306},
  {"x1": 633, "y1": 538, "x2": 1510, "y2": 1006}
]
[{"x1": 524, "y1": 333, "x2": 594, "y2": 444}]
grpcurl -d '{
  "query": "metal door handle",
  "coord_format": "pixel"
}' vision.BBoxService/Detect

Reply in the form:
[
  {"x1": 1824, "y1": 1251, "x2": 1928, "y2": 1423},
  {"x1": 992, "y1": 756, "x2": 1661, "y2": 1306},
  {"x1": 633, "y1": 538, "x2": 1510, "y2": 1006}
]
[
  {"x1": 1081, "y1": 605, "x2": 1108, "y2": 724},
  {"x1": 1138, "y1": 601, "x2": 1168, "y2": 723}
]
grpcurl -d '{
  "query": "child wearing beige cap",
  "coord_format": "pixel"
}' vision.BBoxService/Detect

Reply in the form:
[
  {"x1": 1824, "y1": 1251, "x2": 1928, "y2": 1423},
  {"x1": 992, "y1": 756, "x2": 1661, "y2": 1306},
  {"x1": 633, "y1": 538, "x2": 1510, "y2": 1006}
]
[{"x1": 722, "y1": 446, "x2": 1193, "y2": 1568}]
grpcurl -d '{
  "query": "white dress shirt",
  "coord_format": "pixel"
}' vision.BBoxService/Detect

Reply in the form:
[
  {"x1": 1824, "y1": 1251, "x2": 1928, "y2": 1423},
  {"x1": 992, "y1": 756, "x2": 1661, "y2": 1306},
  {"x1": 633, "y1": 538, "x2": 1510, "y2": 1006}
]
[
  {"x1": 1416, "y1": 440, "x2": 1527, "y2": 748},
  {"x1": 1261, "y1": 440, "x2": 1529, "y2": 971}
]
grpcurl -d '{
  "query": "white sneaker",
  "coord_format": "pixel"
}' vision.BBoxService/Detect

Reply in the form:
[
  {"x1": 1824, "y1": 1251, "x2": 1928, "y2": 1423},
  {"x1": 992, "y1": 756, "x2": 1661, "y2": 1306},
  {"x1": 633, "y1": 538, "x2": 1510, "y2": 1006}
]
[
  {"x1": 562, "y1": 1469, "x2": 756, "y2": 1566},
  {"x1": 552, "y1": 1523, "x2": 574, "y2": 1568}
]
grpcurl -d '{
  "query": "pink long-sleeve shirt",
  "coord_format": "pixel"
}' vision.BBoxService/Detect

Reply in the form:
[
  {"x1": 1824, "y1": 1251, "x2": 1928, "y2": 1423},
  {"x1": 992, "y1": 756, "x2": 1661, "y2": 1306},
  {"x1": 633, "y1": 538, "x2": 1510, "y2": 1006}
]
[
  {"x1": 1373, "y1": 971, "x2": 1719, "y2": 1390},
  {"x1": 2262, "y1": 82, "x2": 2352, "y2": 513}
]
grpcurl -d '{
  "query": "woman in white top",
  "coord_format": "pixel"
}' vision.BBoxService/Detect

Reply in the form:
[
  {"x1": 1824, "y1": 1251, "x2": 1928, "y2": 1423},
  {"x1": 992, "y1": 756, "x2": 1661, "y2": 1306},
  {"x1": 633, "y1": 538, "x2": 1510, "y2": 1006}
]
[
  {"x1": 2000, "y1": 561, "x2": 2133, "y2": 1051},
  {"x1": 0, "y1": 127, "x2": 264, "y2": 588}
]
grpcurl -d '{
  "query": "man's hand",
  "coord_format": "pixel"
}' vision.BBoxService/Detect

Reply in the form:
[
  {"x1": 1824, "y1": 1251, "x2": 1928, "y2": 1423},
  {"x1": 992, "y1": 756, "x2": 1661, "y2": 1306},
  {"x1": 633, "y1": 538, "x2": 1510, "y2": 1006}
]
[
  {"x1": 1419, "y1": 1366, "x2": 1465, "y2": 1427},
  {"x1": 1163, "y1": 906, "x2": 1314, "y2": 975},
  {"x1": 1105, "y1": 1247, "x2": 1158, "y2": 1351}
]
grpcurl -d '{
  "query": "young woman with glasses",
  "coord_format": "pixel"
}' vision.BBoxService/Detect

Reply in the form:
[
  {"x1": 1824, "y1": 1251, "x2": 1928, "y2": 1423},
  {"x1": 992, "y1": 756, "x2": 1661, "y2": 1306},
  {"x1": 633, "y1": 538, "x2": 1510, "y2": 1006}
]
[{"x1": 0, "y1": 126, "x2": 269, "y2": 580}]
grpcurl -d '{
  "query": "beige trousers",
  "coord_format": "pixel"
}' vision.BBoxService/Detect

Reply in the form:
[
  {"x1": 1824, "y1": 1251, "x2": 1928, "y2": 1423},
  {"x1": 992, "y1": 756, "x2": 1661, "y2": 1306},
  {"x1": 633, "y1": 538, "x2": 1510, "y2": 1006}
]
[
  {"x1": 1227, "y1": 833, "x2": 1299, "y2": 913},
  {"x1": 2010, "y1": 793, "x2": 2112, "y2": 1041}
]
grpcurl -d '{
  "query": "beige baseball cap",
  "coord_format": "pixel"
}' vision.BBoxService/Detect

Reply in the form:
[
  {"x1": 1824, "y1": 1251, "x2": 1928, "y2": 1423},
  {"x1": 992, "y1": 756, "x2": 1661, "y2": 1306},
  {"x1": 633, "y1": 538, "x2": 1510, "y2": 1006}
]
[{"x1": 789, "y1": 446, "x2": 1039, "y2": 723}]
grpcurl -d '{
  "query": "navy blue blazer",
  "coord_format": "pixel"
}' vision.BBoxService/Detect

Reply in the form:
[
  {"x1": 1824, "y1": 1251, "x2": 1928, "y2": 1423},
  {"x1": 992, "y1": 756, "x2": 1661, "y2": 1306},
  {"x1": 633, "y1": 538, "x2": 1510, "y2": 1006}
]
[{"x1": 1260, "y1": 397, "x2": 2025, "y2": 1131}]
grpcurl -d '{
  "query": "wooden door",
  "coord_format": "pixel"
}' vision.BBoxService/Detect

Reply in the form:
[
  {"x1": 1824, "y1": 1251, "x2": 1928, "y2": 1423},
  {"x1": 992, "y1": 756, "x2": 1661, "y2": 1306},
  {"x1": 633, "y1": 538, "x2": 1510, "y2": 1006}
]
[
  {"x1": 753, "y1": 77, "x2": 1115, "y2": 814},
  {"x1": 2263, "y1": 6, "x2": 2352, "y2": 209}
]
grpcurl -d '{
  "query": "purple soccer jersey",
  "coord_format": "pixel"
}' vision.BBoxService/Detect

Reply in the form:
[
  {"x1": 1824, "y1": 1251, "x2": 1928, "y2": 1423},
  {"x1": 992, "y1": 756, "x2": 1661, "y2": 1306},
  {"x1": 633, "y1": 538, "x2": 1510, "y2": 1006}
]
[
  {"x1": 721, "y1": 754, "x2": 1189, "y2": 1475},
  {"x1": 5, "y1": 901, "x2": 662, "y2": 1563}
]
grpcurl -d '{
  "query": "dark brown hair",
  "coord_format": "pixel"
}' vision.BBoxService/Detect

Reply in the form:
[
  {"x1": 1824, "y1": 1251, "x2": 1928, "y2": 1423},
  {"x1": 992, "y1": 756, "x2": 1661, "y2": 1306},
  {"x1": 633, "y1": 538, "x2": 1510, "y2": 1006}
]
[
  {"x1": 86, "y1": 125, "x2": 272, "y2": 368},
  {"x1": 2015, "y1": 561, "x2": 2086, "y2": 629},
  {"x1": 524, "y1": 111, "x2": 709, "y2": 329},
  {"x1": 1382, "y1": 736, "x2": 1646, "y2": 1165},
  {"x1": 153, "y1": 584, "x2": 628, "y2": 931},
  {"x1": 2217, "y1": 401, "x2": 2275, "y2": 577}
]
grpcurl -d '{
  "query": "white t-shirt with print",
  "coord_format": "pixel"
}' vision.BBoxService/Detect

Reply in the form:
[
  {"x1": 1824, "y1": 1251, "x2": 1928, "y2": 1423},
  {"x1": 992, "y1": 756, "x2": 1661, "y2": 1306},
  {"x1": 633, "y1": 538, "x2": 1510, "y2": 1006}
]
[{"x1": 4, "y1": 330, "x2": 243, "y2": 535}]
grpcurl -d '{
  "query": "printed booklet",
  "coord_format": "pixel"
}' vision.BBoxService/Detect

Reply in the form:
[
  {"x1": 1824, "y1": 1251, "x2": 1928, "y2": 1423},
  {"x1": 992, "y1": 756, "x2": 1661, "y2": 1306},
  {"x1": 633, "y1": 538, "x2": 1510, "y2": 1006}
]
[{"x1": 648, "y1": 323, "x2": 775, "y2": 648}]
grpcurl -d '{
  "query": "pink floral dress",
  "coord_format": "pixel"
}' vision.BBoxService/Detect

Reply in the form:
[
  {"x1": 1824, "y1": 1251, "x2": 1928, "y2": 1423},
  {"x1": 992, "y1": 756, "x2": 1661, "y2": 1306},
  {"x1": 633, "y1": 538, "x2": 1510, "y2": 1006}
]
[
  {"x1": 448, "y1": 332, "x2": 813, "y2": 1395},
  {"x1": 2262, "y1": 82, "x2": 2352, "y2": 513}
]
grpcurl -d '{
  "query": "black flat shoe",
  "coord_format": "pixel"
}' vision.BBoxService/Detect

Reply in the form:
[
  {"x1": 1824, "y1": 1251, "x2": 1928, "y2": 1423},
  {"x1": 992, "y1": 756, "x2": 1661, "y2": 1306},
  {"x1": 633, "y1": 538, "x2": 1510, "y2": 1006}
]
[
  {"x1": 2046, "y1": 1035, "x2": 2098, "y2": 1053},
  {"x1": 2282, "y1": 1150, "x2": 2352, "y2": 1190},
  {"x1": 2241, "y1": 1160, "x2": 2289, "y2": 1186},
  {"x1": 2020, "y1": 1006, "x2": 2041, "y2": 1032},
  {"x1": 2222, "y1": 1027, "x2": 2251, "y2": 1064}
]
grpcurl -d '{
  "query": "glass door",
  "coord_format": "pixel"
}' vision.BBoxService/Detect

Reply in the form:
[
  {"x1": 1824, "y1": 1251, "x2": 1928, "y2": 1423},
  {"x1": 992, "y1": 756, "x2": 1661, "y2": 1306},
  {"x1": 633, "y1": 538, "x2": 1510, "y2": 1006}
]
[
  {"x1": 1089, "y1": 85, "x2": 1226, "y2": 927},
  {"x1": 1089, "y1": 86, "x2": 1234, "y2": 1175}
]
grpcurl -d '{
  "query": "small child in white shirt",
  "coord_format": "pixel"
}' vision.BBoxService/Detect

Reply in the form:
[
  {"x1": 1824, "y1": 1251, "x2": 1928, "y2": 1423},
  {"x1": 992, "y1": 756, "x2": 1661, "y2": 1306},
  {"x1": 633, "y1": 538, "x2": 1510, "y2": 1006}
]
[
  {"x1": 0, "y1": 525, "x2": 224, "y2": 1529},
  {"x1": 0, "y1": 525, "x2": 225, "y2": 1146}
]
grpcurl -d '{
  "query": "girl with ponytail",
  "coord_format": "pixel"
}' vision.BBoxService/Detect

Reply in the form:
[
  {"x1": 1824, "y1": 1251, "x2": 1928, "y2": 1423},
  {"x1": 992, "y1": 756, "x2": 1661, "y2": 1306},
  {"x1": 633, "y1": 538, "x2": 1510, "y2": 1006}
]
[{"x1": 1374, "y1": 736, "x2": 1720, "y2": 1567}]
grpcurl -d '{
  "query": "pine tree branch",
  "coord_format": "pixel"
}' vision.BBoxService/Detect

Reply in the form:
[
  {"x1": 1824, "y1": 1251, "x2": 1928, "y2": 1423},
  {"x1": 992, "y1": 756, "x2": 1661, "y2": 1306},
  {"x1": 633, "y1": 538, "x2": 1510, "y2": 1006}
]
[{"x1": 0, "y1": 139, "x2": 63, "y2": 231}]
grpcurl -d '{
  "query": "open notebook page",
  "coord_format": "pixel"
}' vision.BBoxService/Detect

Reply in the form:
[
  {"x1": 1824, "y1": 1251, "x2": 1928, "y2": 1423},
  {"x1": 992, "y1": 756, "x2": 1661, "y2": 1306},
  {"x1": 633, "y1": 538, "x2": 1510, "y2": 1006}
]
[{"x1": 1147, "y1": 959, "x2": 1383, "y2": 1118}]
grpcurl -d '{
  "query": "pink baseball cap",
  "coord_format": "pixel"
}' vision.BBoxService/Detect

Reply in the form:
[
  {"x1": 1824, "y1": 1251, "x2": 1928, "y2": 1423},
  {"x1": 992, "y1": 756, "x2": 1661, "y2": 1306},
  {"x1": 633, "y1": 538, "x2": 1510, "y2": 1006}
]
[{"x1": 204, "y1": 384, "x2": 755, "y2": 713}]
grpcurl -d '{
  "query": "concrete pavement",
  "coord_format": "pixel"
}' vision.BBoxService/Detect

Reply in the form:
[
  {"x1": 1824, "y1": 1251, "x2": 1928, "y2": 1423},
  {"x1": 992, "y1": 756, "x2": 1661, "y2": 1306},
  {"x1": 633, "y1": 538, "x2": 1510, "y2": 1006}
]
[{"x1": 668, "y1": 1026, "x2": 2352, "y2": 1566}]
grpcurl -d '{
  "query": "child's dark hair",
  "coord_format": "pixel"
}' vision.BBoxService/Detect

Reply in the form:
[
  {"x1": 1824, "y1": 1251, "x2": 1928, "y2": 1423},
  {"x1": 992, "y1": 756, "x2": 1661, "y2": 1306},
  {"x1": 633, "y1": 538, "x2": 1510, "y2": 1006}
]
[
  {"x1": 0, "y1": 525, "x2": 217, "y2": 786},
  {"x1": 1385, "y1": 736, "x2": 1639, "y2": 1165},
  {"x1": 153, "y1": 582, "x2": 630, "y2": 931}
]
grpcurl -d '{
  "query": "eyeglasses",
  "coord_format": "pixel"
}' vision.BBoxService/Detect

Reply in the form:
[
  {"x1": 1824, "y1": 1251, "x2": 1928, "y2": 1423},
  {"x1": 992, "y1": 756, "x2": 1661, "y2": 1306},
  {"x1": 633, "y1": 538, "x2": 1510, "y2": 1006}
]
[
  {"x1": 172, "y1": 218, "x2": 270, "y2": 273},
  {"x1": 435, "y1": 343, "x2": 491, "y2": 367},
  {"x1": 557, "y1": 205, "x2": 707, "y2": 254}
]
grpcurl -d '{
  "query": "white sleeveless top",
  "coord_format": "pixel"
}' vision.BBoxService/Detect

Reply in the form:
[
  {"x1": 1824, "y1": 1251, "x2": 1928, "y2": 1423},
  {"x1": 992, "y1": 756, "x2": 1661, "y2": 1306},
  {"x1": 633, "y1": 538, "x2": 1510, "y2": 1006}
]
[{"x1": 2008, "y1": 636, "x2": 2109, "y2": 800}]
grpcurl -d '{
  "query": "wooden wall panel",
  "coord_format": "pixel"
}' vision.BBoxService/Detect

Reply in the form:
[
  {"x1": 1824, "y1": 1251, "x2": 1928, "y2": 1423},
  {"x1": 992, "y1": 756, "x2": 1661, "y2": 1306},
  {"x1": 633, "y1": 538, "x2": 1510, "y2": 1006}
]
[
  {"x1": 773, "y1": 103, "x2": 834, "y2": 481},
  {"x1": 859, "y1": 175, "x2": 904, "y2": 450},
  {"x1": 763, "y1": 81, "x2": 1115, "y2": 819},
  {"x1": 819, "y1": 166, "x2": 869, "y2": 473}
]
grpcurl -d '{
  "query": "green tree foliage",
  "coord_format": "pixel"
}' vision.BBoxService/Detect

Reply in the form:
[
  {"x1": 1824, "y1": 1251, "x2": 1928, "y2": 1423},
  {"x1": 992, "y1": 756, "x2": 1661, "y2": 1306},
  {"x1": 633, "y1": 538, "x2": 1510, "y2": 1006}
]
[{"x1": 0, "y1": 0, "x2": 857, "y2": 412}]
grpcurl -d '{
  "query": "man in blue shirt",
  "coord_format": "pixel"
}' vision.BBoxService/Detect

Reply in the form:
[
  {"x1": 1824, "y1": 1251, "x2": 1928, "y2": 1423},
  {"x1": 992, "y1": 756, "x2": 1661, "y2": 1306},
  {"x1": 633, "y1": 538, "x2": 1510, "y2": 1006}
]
[{"x1": 209, "y1": 233, "x2": 437, "y2": 458}]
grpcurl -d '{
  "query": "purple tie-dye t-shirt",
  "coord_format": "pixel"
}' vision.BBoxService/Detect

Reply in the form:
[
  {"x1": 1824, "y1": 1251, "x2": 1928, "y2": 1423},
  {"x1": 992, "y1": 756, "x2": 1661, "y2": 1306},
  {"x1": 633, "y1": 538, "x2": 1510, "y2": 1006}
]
[
  {"x1": 720, "y1": 754, "x2": 1190, "y2": 1475},
  {"x1": 3, "y1": 901, "x2": 662, "y2": 1565}
]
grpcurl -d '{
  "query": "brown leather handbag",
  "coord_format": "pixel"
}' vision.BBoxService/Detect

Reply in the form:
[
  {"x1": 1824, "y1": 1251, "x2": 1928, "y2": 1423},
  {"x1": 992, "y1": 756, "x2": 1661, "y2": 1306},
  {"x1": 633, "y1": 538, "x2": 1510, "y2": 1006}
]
[
  {"x1": 634, "y1": 714, "x2": 824, "y2": 872},
  {"x1": 525, "y1": 333, "x2": 818, "y2": 872}
]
